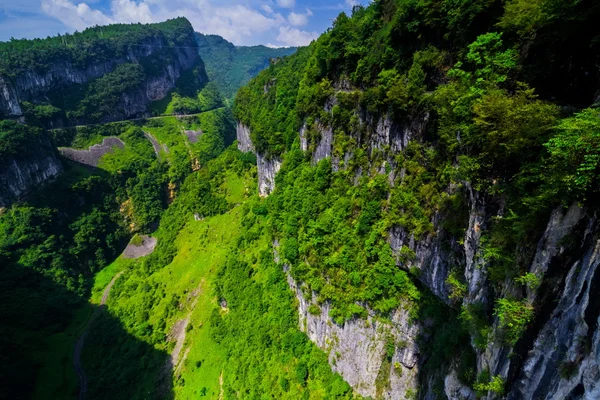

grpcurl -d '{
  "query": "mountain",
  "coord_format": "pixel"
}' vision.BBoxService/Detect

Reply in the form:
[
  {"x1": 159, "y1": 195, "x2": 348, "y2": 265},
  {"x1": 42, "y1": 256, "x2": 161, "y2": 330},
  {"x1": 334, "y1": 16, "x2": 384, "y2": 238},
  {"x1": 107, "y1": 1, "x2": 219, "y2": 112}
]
[
  {"x1": 196, "y1": 32, "x2": 296, "y2": 100},
  {"x1": 0, "y1": 17, "x2": 238, "y2": 400},
  {"x1": 2, "y1": 1, "x2": 600, "y2": 400},
  {"x1": 232, "y1": 0, "x2": 600, "y2": 398},
  {"x1": 0, "y1": 18, "x2": 207, "y2": 126}
]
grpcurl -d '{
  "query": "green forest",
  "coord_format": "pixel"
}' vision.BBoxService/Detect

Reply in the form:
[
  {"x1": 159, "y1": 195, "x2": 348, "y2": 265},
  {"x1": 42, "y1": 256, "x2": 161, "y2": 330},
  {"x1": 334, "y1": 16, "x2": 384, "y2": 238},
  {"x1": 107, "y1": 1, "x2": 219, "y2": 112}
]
[
  {"x1": 196, "y1": 33, "x2": 297, "y2": 100},
  {"x1": 2, "y1": 0, "x2": 600, "y2": 399}
]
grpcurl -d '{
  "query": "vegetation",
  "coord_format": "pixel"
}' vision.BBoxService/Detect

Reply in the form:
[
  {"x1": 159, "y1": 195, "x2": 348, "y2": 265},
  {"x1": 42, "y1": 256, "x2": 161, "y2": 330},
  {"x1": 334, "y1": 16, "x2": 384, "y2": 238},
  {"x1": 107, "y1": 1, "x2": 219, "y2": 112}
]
[
  {"x1": 0, "y1": 120, "x2": 45, "y2": 157},
  {"x1": 2, "y1": 0, "x2": 600, "y2": 398},
  {"x1": 0, "y1": 18, "x2": 196, "y2": 76},
  {"x1": 196, "y1": 33, "x2": 296, "y2": 100}
]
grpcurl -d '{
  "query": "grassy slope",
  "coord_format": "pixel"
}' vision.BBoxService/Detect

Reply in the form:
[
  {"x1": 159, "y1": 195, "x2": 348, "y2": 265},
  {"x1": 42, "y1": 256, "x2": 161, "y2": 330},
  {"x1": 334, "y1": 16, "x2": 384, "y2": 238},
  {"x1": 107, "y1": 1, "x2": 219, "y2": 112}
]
[
  {"x1": 31, "y1": 114, "x2": 231, "y2": 398},
  {"x1": 97, "y1": 168, "x2": 252, "y2": 399}
]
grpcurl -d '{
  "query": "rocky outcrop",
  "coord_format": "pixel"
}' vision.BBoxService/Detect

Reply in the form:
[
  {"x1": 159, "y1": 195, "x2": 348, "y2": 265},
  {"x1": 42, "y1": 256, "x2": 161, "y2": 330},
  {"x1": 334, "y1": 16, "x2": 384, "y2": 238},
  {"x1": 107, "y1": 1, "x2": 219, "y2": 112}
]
[
  {"x1": 508, "y1": 210, "x2": 600, "y2": 399},
  {"x1": 0, "y1": 132, "x2": 62, "y2": 206},
  {"x1": 291, "y1": 100, "x2": 600, "y2": 399},
  {"x1": 257, "y1": 153, "x2": 281, "y2": 197},
  {"x1": 236, "y1": 123, "x2": 254, "y2": 153},
  {"x1": 236, "y1": 122, "x2": 281, "y2": 196},
  {"x1": 283, "y1": 261, "x2": 421, "y2": 399},
  {"x1": 0, "y1": 35, "x2": 202, "y2": 123}
]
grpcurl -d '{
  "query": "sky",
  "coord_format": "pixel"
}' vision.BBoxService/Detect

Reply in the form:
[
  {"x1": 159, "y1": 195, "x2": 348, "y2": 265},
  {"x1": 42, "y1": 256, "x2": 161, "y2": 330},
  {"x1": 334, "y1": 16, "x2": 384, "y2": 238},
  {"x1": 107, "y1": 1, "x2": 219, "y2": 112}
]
[{"x1": 0, "y1": 0, "x2": 365, "y2": 47}]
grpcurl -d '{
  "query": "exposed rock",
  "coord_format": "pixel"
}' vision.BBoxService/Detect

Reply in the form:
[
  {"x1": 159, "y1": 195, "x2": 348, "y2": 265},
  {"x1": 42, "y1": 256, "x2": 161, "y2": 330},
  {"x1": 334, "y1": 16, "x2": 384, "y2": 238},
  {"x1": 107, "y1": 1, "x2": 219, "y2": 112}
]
[
  {"x1": 184, "y1": 129, "x2": 202, "y2": 143},
  {"x1": 0, "y1": 132, "x2": 62, "y2": 206},
  {"x1": 510, "y1": 214, "x2": 600, "y2": 399},
  {"x1": 59, "y1": 137, "x2": 124, "y2": 167},
  {"x1": 312, "y1": 124, "x2": 333, "y2": 164},
  {"x1": 445, "y1": 369, "x2": 477, "y2": 400},
  {"x1": 236, "y1": 123, "x2": 254, "y2": 153},
  {"x1": 236, "y1": 122, "x2": 281, "y2": 196},
  {"x1": 284, "y1": 264, "x2": 421, "y2": 399},
  {"x1": 388, "y1": 222, "x2": 453, "y2": 304},
  {"x1": 122, "y1": 235, "x2": 158, "y2": 259},
  {"x1": 257, "y1": 153, "x2": 281, "y2": 197}
]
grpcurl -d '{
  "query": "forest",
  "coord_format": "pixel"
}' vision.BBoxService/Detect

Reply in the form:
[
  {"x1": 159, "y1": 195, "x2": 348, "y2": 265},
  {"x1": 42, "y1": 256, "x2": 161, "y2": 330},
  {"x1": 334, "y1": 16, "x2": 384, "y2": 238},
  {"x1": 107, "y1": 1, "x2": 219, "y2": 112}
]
[{"x1": 2, "y1": 0, "x2": 600, "y2": 399}]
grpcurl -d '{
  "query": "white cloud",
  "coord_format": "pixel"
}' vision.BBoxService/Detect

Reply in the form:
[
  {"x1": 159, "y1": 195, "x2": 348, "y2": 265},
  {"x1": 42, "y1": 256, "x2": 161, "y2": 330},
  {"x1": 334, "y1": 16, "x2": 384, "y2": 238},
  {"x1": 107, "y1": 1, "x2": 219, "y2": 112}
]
[
  {"x1": 276, "y1": 26, "x2": 317, "y2": 46},
  {"x1": 345, "y1": 0, "x2": 359, "y2": 6},
  {"x1": 38, "y1": 0, "x2": 325, "y2": 46},
  {"x1": 276, "y1": 0, "x2": 295, "y2": 8},
  {"x1": 111, "y1": 0, "x2": 153, "y2": 24},
  {"x1": 41, "y1": 0, "x2": 114, "y2": 31},
  {"x1": 288, "y1": 9, "x2": 312, "y2": 27}
]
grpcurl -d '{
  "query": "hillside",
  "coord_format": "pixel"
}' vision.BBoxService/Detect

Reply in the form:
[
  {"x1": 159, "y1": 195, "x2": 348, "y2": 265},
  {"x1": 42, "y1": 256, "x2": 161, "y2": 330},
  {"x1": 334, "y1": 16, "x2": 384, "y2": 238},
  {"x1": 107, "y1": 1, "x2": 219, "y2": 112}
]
[
  {"x1": 233, "y1": 0, "x2": 600, "y2": 398},
  {"x1": 196, "y1": 33, "x2": 296, "y2": 100},
  {"x1": 2, "y1": 1, "x2": 600, "y2": 400},
  {"x1": 0, "y1": 18, "x2": 207, "y2": 126}
]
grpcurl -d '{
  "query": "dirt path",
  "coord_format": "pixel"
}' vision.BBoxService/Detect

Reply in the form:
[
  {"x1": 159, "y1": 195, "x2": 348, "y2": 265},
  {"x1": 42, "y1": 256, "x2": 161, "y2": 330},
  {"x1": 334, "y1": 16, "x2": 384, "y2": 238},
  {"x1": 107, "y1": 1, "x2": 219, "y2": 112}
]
[{"x1": 74, "y1": 272, "x2": 123, "y2": 400}]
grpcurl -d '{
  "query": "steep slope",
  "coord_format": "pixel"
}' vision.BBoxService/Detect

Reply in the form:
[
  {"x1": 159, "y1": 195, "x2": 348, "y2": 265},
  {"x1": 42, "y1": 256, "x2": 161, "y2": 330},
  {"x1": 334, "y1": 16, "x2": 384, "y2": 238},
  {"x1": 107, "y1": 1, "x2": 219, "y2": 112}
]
[
  {"x1": 196, "y1": 33, "x2": 296, "y2": 100},
  {"x1": 0, "y1": 18, "x2": 207, "y2": 126},
  {"x1": 233, "y1": 0, "x2": 600, "y2": 398},
  {"x1": 0, "y1": 121, "x2": 62, "y2": 207}
]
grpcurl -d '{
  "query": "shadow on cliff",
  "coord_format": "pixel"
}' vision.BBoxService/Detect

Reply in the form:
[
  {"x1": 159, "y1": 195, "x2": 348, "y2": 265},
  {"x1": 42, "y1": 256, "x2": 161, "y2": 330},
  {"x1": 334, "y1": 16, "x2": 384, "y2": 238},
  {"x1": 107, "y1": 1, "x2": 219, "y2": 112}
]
[{"x1": 0, "y1": 261, "x2": 174, "y2": 400}]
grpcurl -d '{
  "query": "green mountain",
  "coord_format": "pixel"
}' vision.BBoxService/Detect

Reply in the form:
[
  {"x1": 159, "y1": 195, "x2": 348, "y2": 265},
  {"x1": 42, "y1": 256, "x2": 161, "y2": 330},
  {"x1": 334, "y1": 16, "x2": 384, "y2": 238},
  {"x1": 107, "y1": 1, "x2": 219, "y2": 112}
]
[
  {"x1": 2, "y1": 1, "x2": 600, "y2": 400},
  {"x1": 196, "y1": 33, "x2": 296, "y2": 100},
  {"x1": 232, "y1": 0, "x2": 600, "y2": 398}
]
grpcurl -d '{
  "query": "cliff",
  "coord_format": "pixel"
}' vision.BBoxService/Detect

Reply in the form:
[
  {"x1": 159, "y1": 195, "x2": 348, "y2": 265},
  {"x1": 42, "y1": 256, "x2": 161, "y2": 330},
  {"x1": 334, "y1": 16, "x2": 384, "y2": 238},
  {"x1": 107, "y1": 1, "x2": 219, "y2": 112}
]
[
  {"x1": 0, "y1": 130, "x2": 62, "y2": 207},
  {"x1": 236, "y1": 95, "x2": 600, "y2": 398},
  {"x1": 0, "y1": 18, "x2": 206, "y2": 124}
]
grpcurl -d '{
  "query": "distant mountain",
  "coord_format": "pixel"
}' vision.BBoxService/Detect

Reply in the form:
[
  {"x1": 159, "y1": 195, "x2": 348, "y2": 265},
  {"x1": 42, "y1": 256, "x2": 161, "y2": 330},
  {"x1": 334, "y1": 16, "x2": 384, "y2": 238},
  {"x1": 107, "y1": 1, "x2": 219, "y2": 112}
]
[{"x1": 195, "y1": 33, "x2": 296, "y2": 100}]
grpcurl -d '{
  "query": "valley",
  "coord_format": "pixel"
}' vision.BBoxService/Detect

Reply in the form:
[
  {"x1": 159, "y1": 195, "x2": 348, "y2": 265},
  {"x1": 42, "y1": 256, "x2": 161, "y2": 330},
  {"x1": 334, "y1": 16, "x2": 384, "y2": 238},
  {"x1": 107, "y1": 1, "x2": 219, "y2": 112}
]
[{"x1": 2, "y1": 1, "x2": 600, "y2": 399}]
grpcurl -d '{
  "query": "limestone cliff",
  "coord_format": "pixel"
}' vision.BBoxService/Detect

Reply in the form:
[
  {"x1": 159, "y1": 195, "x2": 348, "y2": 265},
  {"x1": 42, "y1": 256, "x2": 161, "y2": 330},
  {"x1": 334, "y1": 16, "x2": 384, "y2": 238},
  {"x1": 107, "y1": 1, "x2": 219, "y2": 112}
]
[
  {"x1": 236, "y1": 122, "x2": 280, "y2": 197},
  {"x1": 0, "y1": 132, "x2": 62, "y2": 207},
  {"x1": 237, "y1": 99, "x2": 600, "y2": 399},
  {"x1": 0, "y1": 19, "x2": 205, "y2": 124}
]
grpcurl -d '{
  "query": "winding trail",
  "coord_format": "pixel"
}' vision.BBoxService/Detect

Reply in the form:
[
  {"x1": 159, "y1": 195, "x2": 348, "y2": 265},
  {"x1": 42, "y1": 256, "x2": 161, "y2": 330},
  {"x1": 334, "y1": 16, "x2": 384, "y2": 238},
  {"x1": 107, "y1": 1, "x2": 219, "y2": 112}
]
[{"x1": 74, "y1": 272, "x2": 123, "y2": 400}]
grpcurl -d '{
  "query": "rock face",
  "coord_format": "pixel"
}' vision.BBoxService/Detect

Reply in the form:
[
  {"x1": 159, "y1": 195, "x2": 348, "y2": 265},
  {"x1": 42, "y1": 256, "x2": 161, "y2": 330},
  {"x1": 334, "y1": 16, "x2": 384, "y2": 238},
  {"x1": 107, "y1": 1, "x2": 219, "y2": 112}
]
[
  {"x1": 283, "y1": 261, "x2": 421, "y2": 399},
  {"x1": 0, "y1": 35, "x2": 202, "y2": 123},
  {"x1": 287, "y1": 101, "x2": 600, "y2": 399},
  {"x1": 0, "y1": 132, "x2": 62, "y2": 207},
  {"x1": 236, "y1": 123, "x2": 281, "y2": 197},
  {"x1": 236, "y1": 123, "x2": 254, "y2": 152}
]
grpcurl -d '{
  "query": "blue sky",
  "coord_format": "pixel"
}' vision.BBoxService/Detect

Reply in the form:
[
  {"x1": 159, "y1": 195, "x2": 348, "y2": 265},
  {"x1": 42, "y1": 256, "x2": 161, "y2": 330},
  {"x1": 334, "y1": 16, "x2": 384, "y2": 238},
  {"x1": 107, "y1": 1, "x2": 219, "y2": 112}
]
[{"x1": 0, "y1": 0, "x2": 365, "y2": 47}]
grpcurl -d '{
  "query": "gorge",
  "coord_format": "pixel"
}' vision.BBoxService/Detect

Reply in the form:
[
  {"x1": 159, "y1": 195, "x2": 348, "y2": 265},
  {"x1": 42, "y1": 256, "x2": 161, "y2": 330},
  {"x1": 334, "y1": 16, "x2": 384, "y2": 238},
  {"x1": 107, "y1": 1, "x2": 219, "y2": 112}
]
[{"x1": 2, "y1": 1, "x2": 600, "y2": 399}]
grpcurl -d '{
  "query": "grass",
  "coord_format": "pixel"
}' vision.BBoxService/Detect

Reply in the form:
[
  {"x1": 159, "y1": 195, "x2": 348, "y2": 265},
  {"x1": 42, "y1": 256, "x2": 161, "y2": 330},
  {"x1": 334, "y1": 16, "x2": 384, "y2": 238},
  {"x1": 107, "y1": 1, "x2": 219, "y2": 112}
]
[{"x1": 92, "y1": 170, "x2": 252, "y2": 398}]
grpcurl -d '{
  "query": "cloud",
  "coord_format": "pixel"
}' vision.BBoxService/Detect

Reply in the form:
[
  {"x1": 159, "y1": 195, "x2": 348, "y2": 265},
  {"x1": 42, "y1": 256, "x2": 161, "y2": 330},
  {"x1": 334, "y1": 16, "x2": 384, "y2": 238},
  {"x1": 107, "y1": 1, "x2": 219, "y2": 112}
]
[
  {"x1": 345, "y1": 0, "x2": 359, "y2": 6},
  {"x1": 276, "y1": 26, "x2": 317, "y2": 46},
  {"x1": 36, "y1": 0, "x2": 327, "y2": 46},
  {"x1": 287, "y1": 9, "x2": 312, "y2": 27},
  {"x1": 276, "y1": 0, "x2": 295, "y2": 8},
  {"x1": 41, "y1": 0, "x2": 114, "y2": 31},
  {"x1": 111, "y1": 0, "x2": 153, "y2": 24}
]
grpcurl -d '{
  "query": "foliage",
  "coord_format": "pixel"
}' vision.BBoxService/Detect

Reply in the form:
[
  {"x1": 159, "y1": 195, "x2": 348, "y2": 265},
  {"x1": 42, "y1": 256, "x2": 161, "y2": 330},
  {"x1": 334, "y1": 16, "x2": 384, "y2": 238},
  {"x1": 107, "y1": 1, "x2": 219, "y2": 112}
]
[
  {"x1": 494, "y1": 298, "x2": 534, "y2": 345},
  {"x1": 545, "y1": 108, "x2": 600, "y2": 198},
  {"x1": 474, "y1": 371, "x2": 505, "y2": 396},
  {"x1": 196, "y1": 33, "x2": 296, "y2": 100},
  {"x1": 515, "y1": 272, "x2": 540, "y2": 290},
  {"x1": 0, "y1": 18, "x2": 196, "y2": 76},
  {"x1": 0, "y1": 119, "x2": 45, "y2": 157}
]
